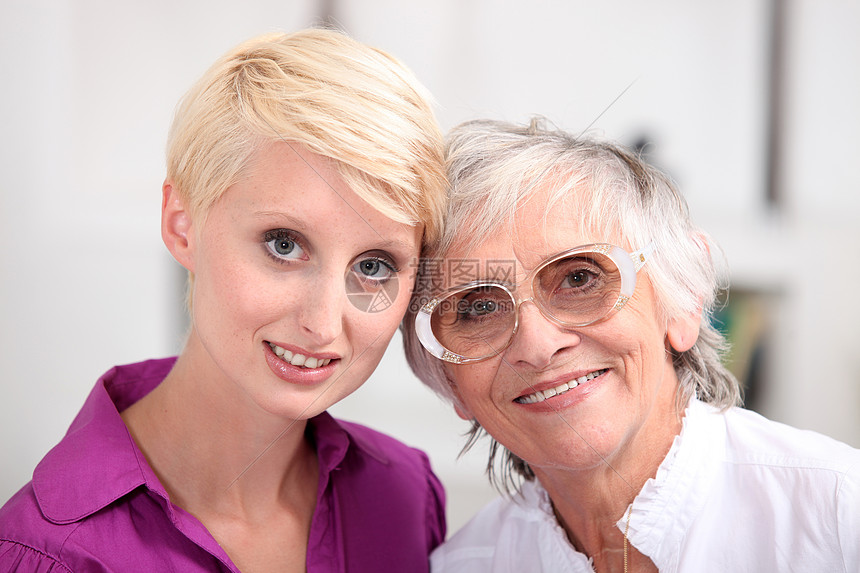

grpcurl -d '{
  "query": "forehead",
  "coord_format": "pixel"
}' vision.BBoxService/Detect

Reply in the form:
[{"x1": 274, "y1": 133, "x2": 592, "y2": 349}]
[
  {"x1": 442, "y1": 182, "x2": 613, "y2": 281},
  {"x1": 205, "y1": 142, "x2": 421, "y2": 251},
  {"x1": 515, "y1": 188, "x2": 591, "y2": 255}
]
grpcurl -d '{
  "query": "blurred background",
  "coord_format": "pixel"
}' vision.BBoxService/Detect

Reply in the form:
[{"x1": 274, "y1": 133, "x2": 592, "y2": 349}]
[{"x1": 2, "y1": 0, "x2": 858, "y2": 534}]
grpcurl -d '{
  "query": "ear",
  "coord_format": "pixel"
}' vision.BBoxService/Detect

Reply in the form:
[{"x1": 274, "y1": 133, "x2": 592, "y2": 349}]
[
  {"x1": 666, "y1": 310, "x2": 702, "y2": 353},
  {"x1": 161, "y1": 180, "x2": 195, "y2": 272},
  {"x1": 667, "y1": 232, "x2": 712, "y2": 353}
]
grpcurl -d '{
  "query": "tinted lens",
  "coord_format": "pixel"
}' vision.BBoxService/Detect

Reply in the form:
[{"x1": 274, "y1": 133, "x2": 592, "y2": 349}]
[
  {"x1": 430, "y1": 285, "x2": 516, "y2": 359},
  {"x1": 534, "y1": 251, "x2": 622, "y2": 325}
]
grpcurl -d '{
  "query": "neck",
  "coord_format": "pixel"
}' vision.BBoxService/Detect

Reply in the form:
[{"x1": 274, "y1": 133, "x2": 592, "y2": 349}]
[
  {"x1": 533, "y1": 405, "x2": 681, "y2": 572},
  {"x1": 121, "y1": 347, "x2": 319, "y2": 521},
  {"x1": 537, "y1": 466, "x2": 636, "y2": 572}
]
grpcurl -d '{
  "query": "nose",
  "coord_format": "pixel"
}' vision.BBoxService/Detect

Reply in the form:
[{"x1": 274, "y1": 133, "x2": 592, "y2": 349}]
[
  {"x1": 502, "y1": 300, "x2": 582, "y2": 370},
  {"x1": 296, "y1": 272, "x2": 345, "y2": 346}
]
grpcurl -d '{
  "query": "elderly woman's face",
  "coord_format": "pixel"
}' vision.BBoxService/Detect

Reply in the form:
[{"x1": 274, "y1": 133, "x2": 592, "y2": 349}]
[{"x1": 443, "y1": 185, "x2": 698, "y2": 474}]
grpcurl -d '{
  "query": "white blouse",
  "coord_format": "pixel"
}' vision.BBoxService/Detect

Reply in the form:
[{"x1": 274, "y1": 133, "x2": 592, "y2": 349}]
[{"x1": 432, "y1": 399, "x2": 860, "y2": 572}]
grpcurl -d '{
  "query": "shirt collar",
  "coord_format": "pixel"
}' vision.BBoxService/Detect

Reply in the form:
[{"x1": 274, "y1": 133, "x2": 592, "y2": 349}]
[
  {"x1": 33, "y1": 358, "x2": 176, "y2": 524},
  {"x1": 307, "y1": 410, "x2": 392, "y2": 474},
  {"x1": 519, "y1": 399, "x2": 726, "y2": 570},
  {"x1": 32, "y1": 357, "x2": 388, "y2": 524},
  {"x1": 621, "y1": 398, "x2": 726, "y2": 568}
]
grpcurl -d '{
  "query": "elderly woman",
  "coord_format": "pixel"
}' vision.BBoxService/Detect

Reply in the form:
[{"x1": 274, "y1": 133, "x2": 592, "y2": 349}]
[
  {"x1": 404, "y1": 118, "x2": 860, "y2": 572},
  {"x1": 0, "y1": 30, "x2": 447, "y2": 572}
]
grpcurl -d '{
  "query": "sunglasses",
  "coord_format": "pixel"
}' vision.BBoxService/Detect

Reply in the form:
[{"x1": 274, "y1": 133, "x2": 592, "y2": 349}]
[{"x1": 415, "y1": 243, "x2": 654, "y2": 364}]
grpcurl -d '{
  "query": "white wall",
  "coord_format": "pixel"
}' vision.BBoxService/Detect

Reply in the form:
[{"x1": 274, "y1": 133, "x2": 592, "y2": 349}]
[{"x1": 2, "y1": 0, "x2": 858, "y2": 536}]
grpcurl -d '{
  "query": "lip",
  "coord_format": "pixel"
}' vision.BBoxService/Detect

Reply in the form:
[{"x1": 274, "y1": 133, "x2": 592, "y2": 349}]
[
  {"x1": 513, "y1": 368, "x2": 608, "y2": 412},
  {"x1": 266, "y1": 340, "x2": 341, "y2": 361},
  {"x1": 263, "y1": 341, "x2": 340, "y2": 386}
]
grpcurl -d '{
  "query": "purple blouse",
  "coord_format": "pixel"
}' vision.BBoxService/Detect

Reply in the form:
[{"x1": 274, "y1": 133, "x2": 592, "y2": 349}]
[{"x1": 0, "y1": 358, "x2": 446, "y2": 572}]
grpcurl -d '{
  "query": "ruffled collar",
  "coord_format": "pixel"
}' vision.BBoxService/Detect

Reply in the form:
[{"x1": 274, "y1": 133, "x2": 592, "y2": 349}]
[
  {"x1": 615, "y1": 398, "x2": 726, "y2": 570},
  {"x1": 521, "y1": 399, "x2": 726, "y2": 570}
]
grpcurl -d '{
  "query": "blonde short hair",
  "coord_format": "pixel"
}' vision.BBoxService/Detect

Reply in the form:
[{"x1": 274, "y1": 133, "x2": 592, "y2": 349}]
[{"x1": 166, "y1": 28, "x2": 446, "y2": 242}]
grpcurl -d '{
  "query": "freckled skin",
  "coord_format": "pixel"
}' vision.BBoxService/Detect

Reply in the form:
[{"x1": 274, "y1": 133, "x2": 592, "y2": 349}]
[{"x1": 175, "y1": 141, "x2": 422, "y2": 423}]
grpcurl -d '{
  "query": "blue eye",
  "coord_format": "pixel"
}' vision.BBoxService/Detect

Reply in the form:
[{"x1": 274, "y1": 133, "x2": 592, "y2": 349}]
[
  {"x1": 264, "y1": 229, "x2": 306, "y2": 261},
  {"x1": 352, "y1": 256, "x2": 396, "y2": 282}
]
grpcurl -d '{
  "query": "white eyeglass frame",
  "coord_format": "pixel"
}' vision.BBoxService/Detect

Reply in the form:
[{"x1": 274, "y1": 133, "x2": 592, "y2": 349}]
[{"x1": 414, "y1": 242, "x2": 655, "y2": 364}]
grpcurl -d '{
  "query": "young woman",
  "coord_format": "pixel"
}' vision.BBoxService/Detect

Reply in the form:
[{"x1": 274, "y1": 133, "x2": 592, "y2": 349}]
[{"x1": 0, "y1": 29, "x2": 447, "y2": 572}]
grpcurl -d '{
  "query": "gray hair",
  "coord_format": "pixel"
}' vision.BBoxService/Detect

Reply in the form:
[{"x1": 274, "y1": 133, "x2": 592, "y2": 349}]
[{"x1": 402, "y1": 118, "x2": 741, "y2": 493}]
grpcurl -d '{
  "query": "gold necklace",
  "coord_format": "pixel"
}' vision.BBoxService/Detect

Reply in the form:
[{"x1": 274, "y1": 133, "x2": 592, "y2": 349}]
[
  {"x1": 623, "y1": 504, "x2": 632, "y2": 573},
  {"x1": 553, "y1": 502, "x2": 634, "y2": 572}
]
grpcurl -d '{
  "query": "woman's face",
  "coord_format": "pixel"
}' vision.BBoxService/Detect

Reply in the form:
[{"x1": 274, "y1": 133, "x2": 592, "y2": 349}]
[
  {"x1": 166, "y1": 142, "x2": 421, "y2": 421},
  {"x1": 442, "y1": 184, "x2": 699, "y2": 476}
]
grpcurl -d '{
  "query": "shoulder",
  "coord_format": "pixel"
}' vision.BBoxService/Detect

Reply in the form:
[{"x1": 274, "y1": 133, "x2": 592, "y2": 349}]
[
  {"x1": 435, "y1": 493, "x2": 516, "y2": 547},
  {"x1": 332, "y1": 418, "x2": 445, "y2": 519},
  {"x1": 0, "y1": 483, "x2": 75, "y2": 571},
  {"x1": 679, "y1": 404, "x2": 860, "y2": 569},
  {"x1": 437, "y1": 481, "x2": 546, "y2": 547},
  {"x1": 722, "y1": 406, "x2": 860, "y2": 529},
  {"x1": 431, "y1": 481, "x2": 590, "y2": 572},
  {"x1": 326, "y1": 416, "x2": 439, "y2": 482},
  {"x1": 315, "y1": 416, "x2": 447, "y2": 561},
  {"x1": 719, "y1": 405, "x2": 860, "y2": 472},
  {"x1": 0, "y1": 479, "x2": 229, "y2": 571},
  {"x1": 711, "y1": 405, "x2": 860, "y2": 517},
  {"x1": 430, "y1": 494, "x2": 512, "y2": 573},
  {"x1": 0, "y1": 358, "x2": 230, "y2": 571}
]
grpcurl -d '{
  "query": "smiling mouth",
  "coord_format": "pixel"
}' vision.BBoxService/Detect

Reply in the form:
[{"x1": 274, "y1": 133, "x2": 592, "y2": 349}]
[
  {"x1": 267, "y1": 342, "x2": 333, "y2": 369},
  {"x1": 515, "y1": 369, "x2": 607, "y2": 404}
]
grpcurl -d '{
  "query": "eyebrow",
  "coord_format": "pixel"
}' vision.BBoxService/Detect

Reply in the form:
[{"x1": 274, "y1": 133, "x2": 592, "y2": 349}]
[
  {"x1": 253, "y1": 211, "x2": 416, "y2": 255},
  {"x1": 373, "y1": 237, "x2": 418, "y2": 253},
  {"x1": 253, "y1": 211, "x2": 307, "y2": 227}
]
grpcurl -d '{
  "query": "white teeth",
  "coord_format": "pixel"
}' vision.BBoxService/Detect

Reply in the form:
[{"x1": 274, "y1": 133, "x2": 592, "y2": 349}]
[
  {"x1": 268, "y1": 343, "x2": 331, "y2": 369},
  {"x1": 515, "y1": 369, "x2": 606, "y2": 404}
]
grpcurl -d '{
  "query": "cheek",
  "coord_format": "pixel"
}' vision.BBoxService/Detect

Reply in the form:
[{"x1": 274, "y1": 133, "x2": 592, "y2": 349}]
[
  {"x1": 603, "y1": 306, "x2": 666, "y2": 353},
  {"x1": 613, "y1": 336, "x2": 658, "y2": 380},
  {"x1": 448, "y1": 362, "x2": 498, "y2": 409},
  {"x1": 373, "y1": 272, "x2": 418, "y2": 332},
  {"x1": 342, "y1": 282, "x2": 411, "y2": 356},
  {"x1": 196, "y1": 255, "x2": 285, "y2": 331},
  {"x1": 607, "y1": 327, "x2": 672, "y2": 395},
  {"x1": 352, "y1": 306, "x2": 404, "y2": 351}
]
